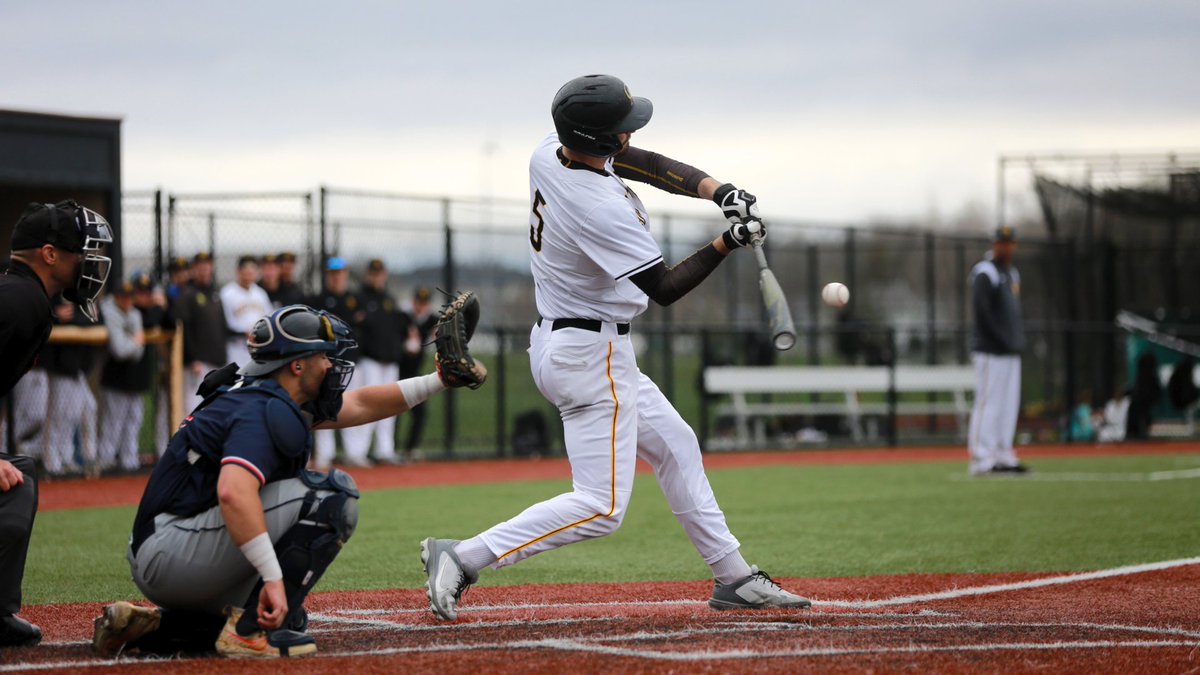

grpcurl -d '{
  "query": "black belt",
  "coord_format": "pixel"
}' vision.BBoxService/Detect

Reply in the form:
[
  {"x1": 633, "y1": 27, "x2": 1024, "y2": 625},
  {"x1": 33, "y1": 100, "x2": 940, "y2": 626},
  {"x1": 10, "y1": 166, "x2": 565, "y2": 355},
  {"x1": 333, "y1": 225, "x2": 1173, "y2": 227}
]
[{"x1": 538, "y1": 317, "x2": 630, "y2": 335}]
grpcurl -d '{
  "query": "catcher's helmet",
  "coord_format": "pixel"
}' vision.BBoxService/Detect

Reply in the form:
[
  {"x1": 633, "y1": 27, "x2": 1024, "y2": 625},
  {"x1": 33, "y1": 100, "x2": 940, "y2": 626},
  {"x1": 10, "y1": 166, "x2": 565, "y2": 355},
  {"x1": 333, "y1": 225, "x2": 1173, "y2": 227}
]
[
  {"x1": 551, "y1": 74, "x2": 653, "y2": 157},
  {"x1": 239, "y1": 305, "x2": 356, "y2": 376}
]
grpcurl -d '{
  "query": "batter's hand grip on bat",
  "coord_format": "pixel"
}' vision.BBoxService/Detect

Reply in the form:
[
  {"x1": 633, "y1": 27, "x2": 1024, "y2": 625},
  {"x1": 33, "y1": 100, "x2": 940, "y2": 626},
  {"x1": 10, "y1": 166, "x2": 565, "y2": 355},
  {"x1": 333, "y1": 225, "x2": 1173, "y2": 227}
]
[{"x1": 750, "y1": 235, "x2": 797, "y2": 351}]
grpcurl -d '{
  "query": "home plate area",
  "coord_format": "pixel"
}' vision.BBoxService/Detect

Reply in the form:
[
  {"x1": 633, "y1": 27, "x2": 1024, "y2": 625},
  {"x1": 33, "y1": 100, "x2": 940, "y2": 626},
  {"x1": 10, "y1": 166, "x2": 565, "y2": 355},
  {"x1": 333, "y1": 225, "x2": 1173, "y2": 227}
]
[{"x1": 10, "y1": 559, "x2": 1199, "y2": 673}]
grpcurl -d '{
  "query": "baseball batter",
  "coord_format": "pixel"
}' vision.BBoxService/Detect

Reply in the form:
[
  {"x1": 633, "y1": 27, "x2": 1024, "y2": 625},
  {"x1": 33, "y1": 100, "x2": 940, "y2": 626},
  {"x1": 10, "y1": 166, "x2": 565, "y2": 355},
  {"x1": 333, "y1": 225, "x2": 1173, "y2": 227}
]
[{"x1": 423, "y1": 74, "x2": 810, "y2": 620}]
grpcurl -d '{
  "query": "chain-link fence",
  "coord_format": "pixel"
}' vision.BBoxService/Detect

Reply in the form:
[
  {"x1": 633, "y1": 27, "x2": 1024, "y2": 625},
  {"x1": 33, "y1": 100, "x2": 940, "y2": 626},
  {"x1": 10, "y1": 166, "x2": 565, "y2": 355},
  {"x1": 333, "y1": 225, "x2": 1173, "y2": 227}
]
[{"x1": 5, "y1": 180, "x2": 1198, "y2": 475}]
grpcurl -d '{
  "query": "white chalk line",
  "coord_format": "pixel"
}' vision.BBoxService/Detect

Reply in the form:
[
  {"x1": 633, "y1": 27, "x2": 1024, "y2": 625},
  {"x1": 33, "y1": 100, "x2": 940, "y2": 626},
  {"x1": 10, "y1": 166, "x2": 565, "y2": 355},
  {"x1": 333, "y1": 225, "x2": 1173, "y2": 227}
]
[
  {"x1": 950, "y1": 467, "x2": 1200, "y2": 482},
  {"x1": 819, "y1": 555, "x2": 1200, "y2": 609}
]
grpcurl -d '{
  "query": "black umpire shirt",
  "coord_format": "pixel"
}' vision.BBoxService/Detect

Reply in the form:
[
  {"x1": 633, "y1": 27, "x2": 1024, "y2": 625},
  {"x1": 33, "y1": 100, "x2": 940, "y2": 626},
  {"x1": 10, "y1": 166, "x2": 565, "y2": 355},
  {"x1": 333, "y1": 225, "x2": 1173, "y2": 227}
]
[{"x1": 0, "y1": 261, "x2": 54, "y2": 398}]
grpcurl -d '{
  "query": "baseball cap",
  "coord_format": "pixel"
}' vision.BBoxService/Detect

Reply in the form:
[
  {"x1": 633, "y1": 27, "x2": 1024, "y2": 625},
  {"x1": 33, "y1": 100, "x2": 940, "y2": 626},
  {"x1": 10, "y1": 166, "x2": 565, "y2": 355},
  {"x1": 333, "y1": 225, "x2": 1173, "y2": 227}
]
[
  {"x1": 113, "y1": 279, "x2": 135, "y2": 296},
  {"x1": 237, "y1": 254, "x2": 258, "y2": 268},
  {"x1": 278, "y1": 251, "x2": 297, "y2": 263},
  {"x1": 325, "y1": 256, "x2": 347, "y2": 272},
  {"x1": 168, "y1": 256, "x2": 190, "y2": 272},
  {"x1": 193, "y1": 251, "x2": 213, "y2": 264},
  {"x1": 413, "y1": 286, "x2": 431, "y2": 302},
  {"x1": 260, "y1": 253, "x2": 278, "y2": 265},
  {"x1": 132, "y1": 272, "x2": 154, "y2": 292},
  {"x1": 992, "y1": 225, "x2": 1017, "y2": 242},
  {"x1": 11, "y1": 200, "x2": 94, "y2": 252},
  {"x1": 367, "y1": 258, "x2": 385, "y2": 272}
]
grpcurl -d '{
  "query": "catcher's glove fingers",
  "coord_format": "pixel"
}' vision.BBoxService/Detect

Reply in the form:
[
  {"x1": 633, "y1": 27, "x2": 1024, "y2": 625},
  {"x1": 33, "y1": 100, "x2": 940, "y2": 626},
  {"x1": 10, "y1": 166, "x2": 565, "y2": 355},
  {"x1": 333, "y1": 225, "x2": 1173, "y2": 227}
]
[
  {"x1": 436, "y1": 355, "x2": 488, "y2": 390},
  {"x1": 433, "y1": 291, "x2": 487, "y2": 389}
]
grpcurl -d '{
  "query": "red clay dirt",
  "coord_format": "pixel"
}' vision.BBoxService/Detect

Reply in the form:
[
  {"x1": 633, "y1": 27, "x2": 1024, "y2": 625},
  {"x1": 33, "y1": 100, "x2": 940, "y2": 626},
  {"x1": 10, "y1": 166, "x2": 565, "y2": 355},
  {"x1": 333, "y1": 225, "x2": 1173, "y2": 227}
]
[{"x1": 11, "y1": 442, "x2": 1200, "y2": 673}]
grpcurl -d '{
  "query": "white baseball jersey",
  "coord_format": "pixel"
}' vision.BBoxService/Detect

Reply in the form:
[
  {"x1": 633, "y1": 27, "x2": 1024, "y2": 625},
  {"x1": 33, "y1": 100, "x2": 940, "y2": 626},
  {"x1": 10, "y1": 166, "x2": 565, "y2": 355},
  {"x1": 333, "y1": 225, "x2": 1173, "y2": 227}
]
[
  {"x1": 219, "y1": 282, "x2": 273, "y2": 334},
  {"x1": 529, "y1": 132, "x2": 662, "y2": 322}
]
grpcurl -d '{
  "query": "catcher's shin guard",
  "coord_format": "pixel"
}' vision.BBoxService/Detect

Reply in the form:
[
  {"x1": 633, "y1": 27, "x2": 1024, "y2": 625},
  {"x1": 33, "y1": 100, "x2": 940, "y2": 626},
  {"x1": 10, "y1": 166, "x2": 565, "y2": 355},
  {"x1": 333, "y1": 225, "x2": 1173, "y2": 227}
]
[{"x1": 235, "y1": 473, "x2": 359, "y2": 636}]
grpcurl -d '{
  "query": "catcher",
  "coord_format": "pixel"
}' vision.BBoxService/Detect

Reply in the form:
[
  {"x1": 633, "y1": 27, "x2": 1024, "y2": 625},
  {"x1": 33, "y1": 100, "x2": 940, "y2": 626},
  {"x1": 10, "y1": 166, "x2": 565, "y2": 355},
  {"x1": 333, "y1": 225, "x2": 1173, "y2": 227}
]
[{"x1": 92, "y1": 295, "x2": 484, "y2": 659}]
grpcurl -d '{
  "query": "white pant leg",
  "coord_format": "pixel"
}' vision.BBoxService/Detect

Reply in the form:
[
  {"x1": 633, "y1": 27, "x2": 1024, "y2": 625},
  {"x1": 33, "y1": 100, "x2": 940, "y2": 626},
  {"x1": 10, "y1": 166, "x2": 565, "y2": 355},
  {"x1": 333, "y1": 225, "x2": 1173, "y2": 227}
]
[
  {"x1": 372, "y1": 362, "x2": 400, "y2": 459},
  {"x1": 314, "y1": 429, "x2": 336, "y2": 468},
  {"x1": 98, "y1": 389, "x2": 125, "y2": 468},
  {"x1": 226, "y1": 339, "x2": 251, "y2": 372},
  {"x1": 635, "y1": 373, "x2": 741, "y2": 564},
  {"x1": 968, "y1": 353, "x2": 1001, "y2": 474},
  {"x1": 995, "y1": 355, "x2": 1022, "y2": 466},
  {"x1": 476, "y1": 323, "x2": 639, "y2": 569},
  {"x1": 155, "y1": 387, "x2": 170, "y2": 456},
  {"x1": 45, "y1": 374, "x2": 90, "y2": 473},
  {"x1": 183, "y1": 362, "x2": 219, "y2": 413},
  {"x1": 118, "y1": 391, "x2": 145, "y2": 470},
  {"x1": 339, "y1": 360, "x2": 377, "y2": 462}
]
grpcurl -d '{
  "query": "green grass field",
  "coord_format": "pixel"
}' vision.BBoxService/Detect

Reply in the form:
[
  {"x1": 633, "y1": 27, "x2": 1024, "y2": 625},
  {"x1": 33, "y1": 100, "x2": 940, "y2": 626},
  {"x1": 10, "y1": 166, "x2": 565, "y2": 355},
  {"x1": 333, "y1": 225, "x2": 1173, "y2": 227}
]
[{"x1": 25, "y1": 451, "x2": 1200, "y2": 605}]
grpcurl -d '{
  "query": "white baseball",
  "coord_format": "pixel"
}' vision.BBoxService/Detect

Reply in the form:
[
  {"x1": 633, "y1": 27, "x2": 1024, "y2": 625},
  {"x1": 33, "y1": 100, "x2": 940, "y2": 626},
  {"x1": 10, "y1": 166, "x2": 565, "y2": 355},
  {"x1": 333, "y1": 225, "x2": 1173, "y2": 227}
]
[{"x1": 822, "y1": 282, "x2": 850, "y2": 308}]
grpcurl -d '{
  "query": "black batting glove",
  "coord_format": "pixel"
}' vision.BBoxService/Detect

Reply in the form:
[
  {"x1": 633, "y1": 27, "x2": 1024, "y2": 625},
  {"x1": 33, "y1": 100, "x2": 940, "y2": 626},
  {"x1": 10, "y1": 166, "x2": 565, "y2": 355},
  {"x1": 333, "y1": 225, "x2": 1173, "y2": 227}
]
[
  {"x1": 721, "y1": 219, "x2": 767, "y2": 249},
  {"x1": 712, "y1": 183, "x2": 761, "y2": 225}
]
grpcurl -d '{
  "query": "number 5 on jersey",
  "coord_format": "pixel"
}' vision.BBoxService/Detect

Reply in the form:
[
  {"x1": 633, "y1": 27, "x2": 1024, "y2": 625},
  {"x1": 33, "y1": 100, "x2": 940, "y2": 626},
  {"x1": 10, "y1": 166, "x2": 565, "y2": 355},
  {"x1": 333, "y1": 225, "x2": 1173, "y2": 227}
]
[{"x1": 529, "y1": 189, "x2": 547, "y2": 252}]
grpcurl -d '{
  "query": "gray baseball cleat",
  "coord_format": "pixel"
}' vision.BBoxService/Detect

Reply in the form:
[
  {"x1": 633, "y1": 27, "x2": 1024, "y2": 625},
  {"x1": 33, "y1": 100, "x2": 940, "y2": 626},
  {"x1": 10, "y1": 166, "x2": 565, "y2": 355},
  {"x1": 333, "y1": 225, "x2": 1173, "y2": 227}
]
[
  {"x1": 708, "y1": 566, "x2": 812, "y2": 610},
  {"x1": 421, "y1": 538, "x2": 479, "y2": 621}
]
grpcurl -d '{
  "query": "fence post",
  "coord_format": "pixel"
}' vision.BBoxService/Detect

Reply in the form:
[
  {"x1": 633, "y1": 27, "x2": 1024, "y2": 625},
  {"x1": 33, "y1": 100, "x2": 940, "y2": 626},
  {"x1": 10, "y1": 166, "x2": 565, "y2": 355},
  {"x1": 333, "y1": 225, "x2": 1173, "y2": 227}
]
[
  {"x1": 926, "y1": 232, "x2": 937, "y2": 433},
  {"x1": 1063, "y1": 238, "x2": 1078, "y2": 443},
  {"x1": 167, "y1": 195, "x2": 176, "y2": 263},
  {"x1": 207, "y1": 212, "x2": 216, "y2": 283},
  {"x1": 956, "y1": 241, "x2": 967, "y2": 363},
  {"x1": 442, "y1": 198, "x2": 456, "y2": 457},
  {"x1": 495, "y1": 328, "x2": 507, "y2": 458},
  {"x1": 319, "y1": 186, "x2": 328, "y2": 293},
  {"x1": 887, "y1": 327, "x2": 898, "y2": 448},
  {"x1": 153, "y1": 189, "x2": 164, "y2": 282}
]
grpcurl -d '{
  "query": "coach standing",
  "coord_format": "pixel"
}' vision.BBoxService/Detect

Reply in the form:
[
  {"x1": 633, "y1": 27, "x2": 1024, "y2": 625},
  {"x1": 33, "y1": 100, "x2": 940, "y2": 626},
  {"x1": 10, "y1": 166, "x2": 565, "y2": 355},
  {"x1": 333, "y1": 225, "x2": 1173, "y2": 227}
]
[
  {"x1": 967, "y1": 225, "x2": 1029, "y2": 475},
  {"x1": 0, "y1": 200, "x2": 113, "y2": 647}
]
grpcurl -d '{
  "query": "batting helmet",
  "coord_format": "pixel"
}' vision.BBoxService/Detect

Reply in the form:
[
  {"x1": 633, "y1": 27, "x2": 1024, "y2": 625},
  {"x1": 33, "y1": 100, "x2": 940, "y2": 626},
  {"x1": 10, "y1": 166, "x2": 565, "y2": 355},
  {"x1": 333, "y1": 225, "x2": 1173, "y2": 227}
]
[
  {"x1": 551, "y1": 74, "x2": 653, "y2": 157},
  {"x1": 240, "y1": 305, "x2": 356, "y2": 377}
]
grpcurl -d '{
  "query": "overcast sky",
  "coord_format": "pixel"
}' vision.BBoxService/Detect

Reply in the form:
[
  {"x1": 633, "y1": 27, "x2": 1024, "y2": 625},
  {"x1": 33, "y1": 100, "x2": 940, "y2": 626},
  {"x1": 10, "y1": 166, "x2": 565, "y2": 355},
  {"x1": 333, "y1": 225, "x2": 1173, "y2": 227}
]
[{"x1": 3, "y1": 0, "x2": 1197, "y2": 227}]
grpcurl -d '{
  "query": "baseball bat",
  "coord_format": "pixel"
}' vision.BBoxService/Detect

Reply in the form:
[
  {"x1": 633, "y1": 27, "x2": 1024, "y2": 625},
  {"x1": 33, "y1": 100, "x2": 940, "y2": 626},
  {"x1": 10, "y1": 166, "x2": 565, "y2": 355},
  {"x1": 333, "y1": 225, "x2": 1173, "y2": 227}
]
[{"x1": 750, "y1": 234, "x2": 797, "y2": 351}]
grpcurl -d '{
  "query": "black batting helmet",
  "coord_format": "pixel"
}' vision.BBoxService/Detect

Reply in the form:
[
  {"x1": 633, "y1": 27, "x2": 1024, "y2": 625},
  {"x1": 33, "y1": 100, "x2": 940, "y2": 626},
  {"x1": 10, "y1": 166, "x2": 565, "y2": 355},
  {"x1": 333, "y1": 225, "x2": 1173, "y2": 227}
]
[{"x1": 551, "y1": 74, "x2": 653, "y2": 157}]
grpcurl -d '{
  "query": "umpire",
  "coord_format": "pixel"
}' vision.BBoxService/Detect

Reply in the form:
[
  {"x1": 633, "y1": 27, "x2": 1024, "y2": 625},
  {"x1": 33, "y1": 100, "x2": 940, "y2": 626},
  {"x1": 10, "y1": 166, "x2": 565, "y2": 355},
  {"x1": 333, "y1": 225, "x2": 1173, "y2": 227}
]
[{"x1": 0, "y1": 200, "x2": 113, "y2": 647}]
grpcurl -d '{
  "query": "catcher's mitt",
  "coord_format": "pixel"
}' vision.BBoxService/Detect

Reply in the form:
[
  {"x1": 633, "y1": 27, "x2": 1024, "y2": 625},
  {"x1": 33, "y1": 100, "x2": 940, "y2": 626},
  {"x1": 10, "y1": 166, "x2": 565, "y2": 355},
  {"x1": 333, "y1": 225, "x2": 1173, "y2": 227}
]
[{"x1": 433, "y1": 291, "x2": 487, "y2": 389}]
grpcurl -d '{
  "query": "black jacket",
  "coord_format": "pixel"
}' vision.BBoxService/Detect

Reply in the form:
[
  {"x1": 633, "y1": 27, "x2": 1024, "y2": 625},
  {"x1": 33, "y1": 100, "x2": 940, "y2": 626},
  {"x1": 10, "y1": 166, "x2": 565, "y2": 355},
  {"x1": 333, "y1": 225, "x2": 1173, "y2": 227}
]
[{"x1": 0, "y1": 261, "x2": 53, "y2": 397}]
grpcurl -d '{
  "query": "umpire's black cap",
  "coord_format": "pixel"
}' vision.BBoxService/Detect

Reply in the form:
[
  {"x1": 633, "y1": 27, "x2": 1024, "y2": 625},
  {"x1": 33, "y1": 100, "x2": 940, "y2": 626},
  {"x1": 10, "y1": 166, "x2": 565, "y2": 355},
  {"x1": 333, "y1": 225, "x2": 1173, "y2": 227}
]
[{"x1": 11, "y1": 201, "x2": 89, "y2": 252}]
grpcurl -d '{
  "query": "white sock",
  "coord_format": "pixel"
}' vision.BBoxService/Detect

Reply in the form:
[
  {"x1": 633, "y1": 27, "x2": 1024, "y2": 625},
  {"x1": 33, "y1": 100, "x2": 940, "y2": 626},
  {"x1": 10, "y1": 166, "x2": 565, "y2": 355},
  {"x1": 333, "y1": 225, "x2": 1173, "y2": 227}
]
[
  {"x1": 453, "y1": 537, "x2": 498, "y2": 575},
  {"x1": 710, "y1": 549, "x2": 753, "y2": 584}
]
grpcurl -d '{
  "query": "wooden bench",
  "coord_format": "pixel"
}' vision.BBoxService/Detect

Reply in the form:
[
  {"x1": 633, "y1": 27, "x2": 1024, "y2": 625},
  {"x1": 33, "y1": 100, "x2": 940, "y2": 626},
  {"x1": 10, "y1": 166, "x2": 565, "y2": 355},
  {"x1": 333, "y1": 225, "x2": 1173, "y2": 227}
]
[{"x1": 703, "y1": 365, "x2": 976, "y2": 447}]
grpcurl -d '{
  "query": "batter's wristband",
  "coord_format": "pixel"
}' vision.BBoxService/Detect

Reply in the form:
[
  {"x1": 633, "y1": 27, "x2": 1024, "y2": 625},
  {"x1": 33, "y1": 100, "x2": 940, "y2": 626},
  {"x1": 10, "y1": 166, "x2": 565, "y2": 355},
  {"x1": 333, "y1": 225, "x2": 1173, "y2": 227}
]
[
  {"x1": 240, "y1": 532, "x2": 283, "y2": 582},
  {"x1": 398, "y1": 372, "x2": 445, "y2": 408}
]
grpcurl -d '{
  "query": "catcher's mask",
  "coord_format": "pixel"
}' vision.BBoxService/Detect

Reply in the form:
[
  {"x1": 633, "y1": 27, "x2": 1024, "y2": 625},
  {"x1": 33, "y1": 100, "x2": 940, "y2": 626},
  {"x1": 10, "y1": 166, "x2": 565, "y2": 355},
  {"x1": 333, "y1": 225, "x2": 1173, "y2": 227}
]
[
  {"x1": 13, "y1": 200, "x2": 114, "y2": 322},
  {"x1": 239, "y1": 305, "x2": 358, "y2": 422},
  {"x1": 552, "y1": 74, "x2": 653, "y2": 158}
]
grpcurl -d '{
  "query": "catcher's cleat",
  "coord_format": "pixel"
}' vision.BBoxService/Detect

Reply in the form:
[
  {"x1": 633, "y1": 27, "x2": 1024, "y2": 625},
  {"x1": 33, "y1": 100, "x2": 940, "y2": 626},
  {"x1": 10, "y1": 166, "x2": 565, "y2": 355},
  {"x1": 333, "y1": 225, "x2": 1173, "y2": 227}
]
[
  {"x1": 421, "y1": 538, "x2": 478, "y2": 621},
  {"x1": 708, "y1": 566, "x2": 812, "y2": 610},
  {"x1": 92, "y1": 602, "x2": 161, "y2": 656},
  {"x1": 214, "y1": 607, "x2": 316, "y2": 659}
]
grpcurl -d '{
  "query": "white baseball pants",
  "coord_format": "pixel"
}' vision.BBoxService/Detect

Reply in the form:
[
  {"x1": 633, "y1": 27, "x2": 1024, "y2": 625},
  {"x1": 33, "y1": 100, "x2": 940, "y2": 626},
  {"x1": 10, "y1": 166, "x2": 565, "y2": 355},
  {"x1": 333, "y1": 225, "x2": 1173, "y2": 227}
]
[
  {"x1": 968, "y1": 352, "x2": 1022, "y2": 474},
  {"x1": 99, "y1": 389, "x2": 144, "y2": 471},
  {"x1": 44, "y1": 373, "x2": 97, "y2": 474},
  {"x1": 475, "y1": 321, "x2": 740, "y2": 568},
  {"x1": 341, "y1": 357, "x2": 400, "y2": 460}
]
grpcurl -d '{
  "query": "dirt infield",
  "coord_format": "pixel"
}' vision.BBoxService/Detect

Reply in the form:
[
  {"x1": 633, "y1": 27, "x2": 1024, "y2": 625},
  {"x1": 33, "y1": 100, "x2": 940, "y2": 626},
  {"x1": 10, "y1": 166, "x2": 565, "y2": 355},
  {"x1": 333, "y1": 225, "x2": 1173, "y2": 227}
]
[
  {"x1": 7, "y1": 559, "x2": 1198, "y2": 673},
  {"x1": 13, "y1": 442, "x2": 1197, "y2": 672}
]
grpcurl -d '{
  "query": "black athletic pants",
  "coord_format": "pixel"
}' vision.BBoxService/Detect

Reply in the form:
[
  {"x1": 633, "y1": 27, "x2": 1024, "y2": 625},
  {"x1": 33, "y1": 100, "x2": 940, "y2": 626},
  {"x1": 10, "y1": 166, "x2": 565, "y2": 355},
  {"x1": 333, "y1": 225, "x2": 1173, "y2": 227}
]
[{"x1": 0, "y1": 453, "x2": 37, "y2": 616}]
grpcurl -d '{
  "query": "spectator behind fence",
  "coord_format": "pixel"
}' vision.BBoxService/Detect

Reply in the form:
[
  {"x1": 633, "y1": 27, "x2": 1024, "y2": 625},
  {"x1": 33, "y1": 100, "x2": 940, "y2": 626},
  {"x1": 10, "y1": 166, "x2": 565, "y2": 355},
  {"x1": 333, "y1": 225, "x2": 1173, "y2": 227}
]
[
  {"x1": 98, "y1": 280, "x2": 146, "y2": 473},
  {"x1": 42, "y1": 300, "x2": 100, "y2": 476},
  {"x1": 164, "y1": 256, "x2": 190, "y2": 304},
  {"x1": 399, "y1": 286, "x2": 437, "y2": 461},
  {"x1": 220, "y1": 256, "x2": 273, "y2": 369},
  {"x1": 967, "y1": 225, "x2": 1028, "y2": 475},
  {"x1": 350, "y1": 259, "x2": 405, "y2": 465},
  {"x1": 258, "y1": 254, "x2": 282, "y2": 308},
  {"x1": 178, "y1": 253, "x2": 227, "y2": 411},
  {"x1": 0, "y1": 199, "x2": 113, "y2": 646},
  {"x1": 308, "y1": 257, "x2": 367, "y2": 468},
  {"x1": 273, "y1": 251, "x2": 305, "y2": 307}
]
